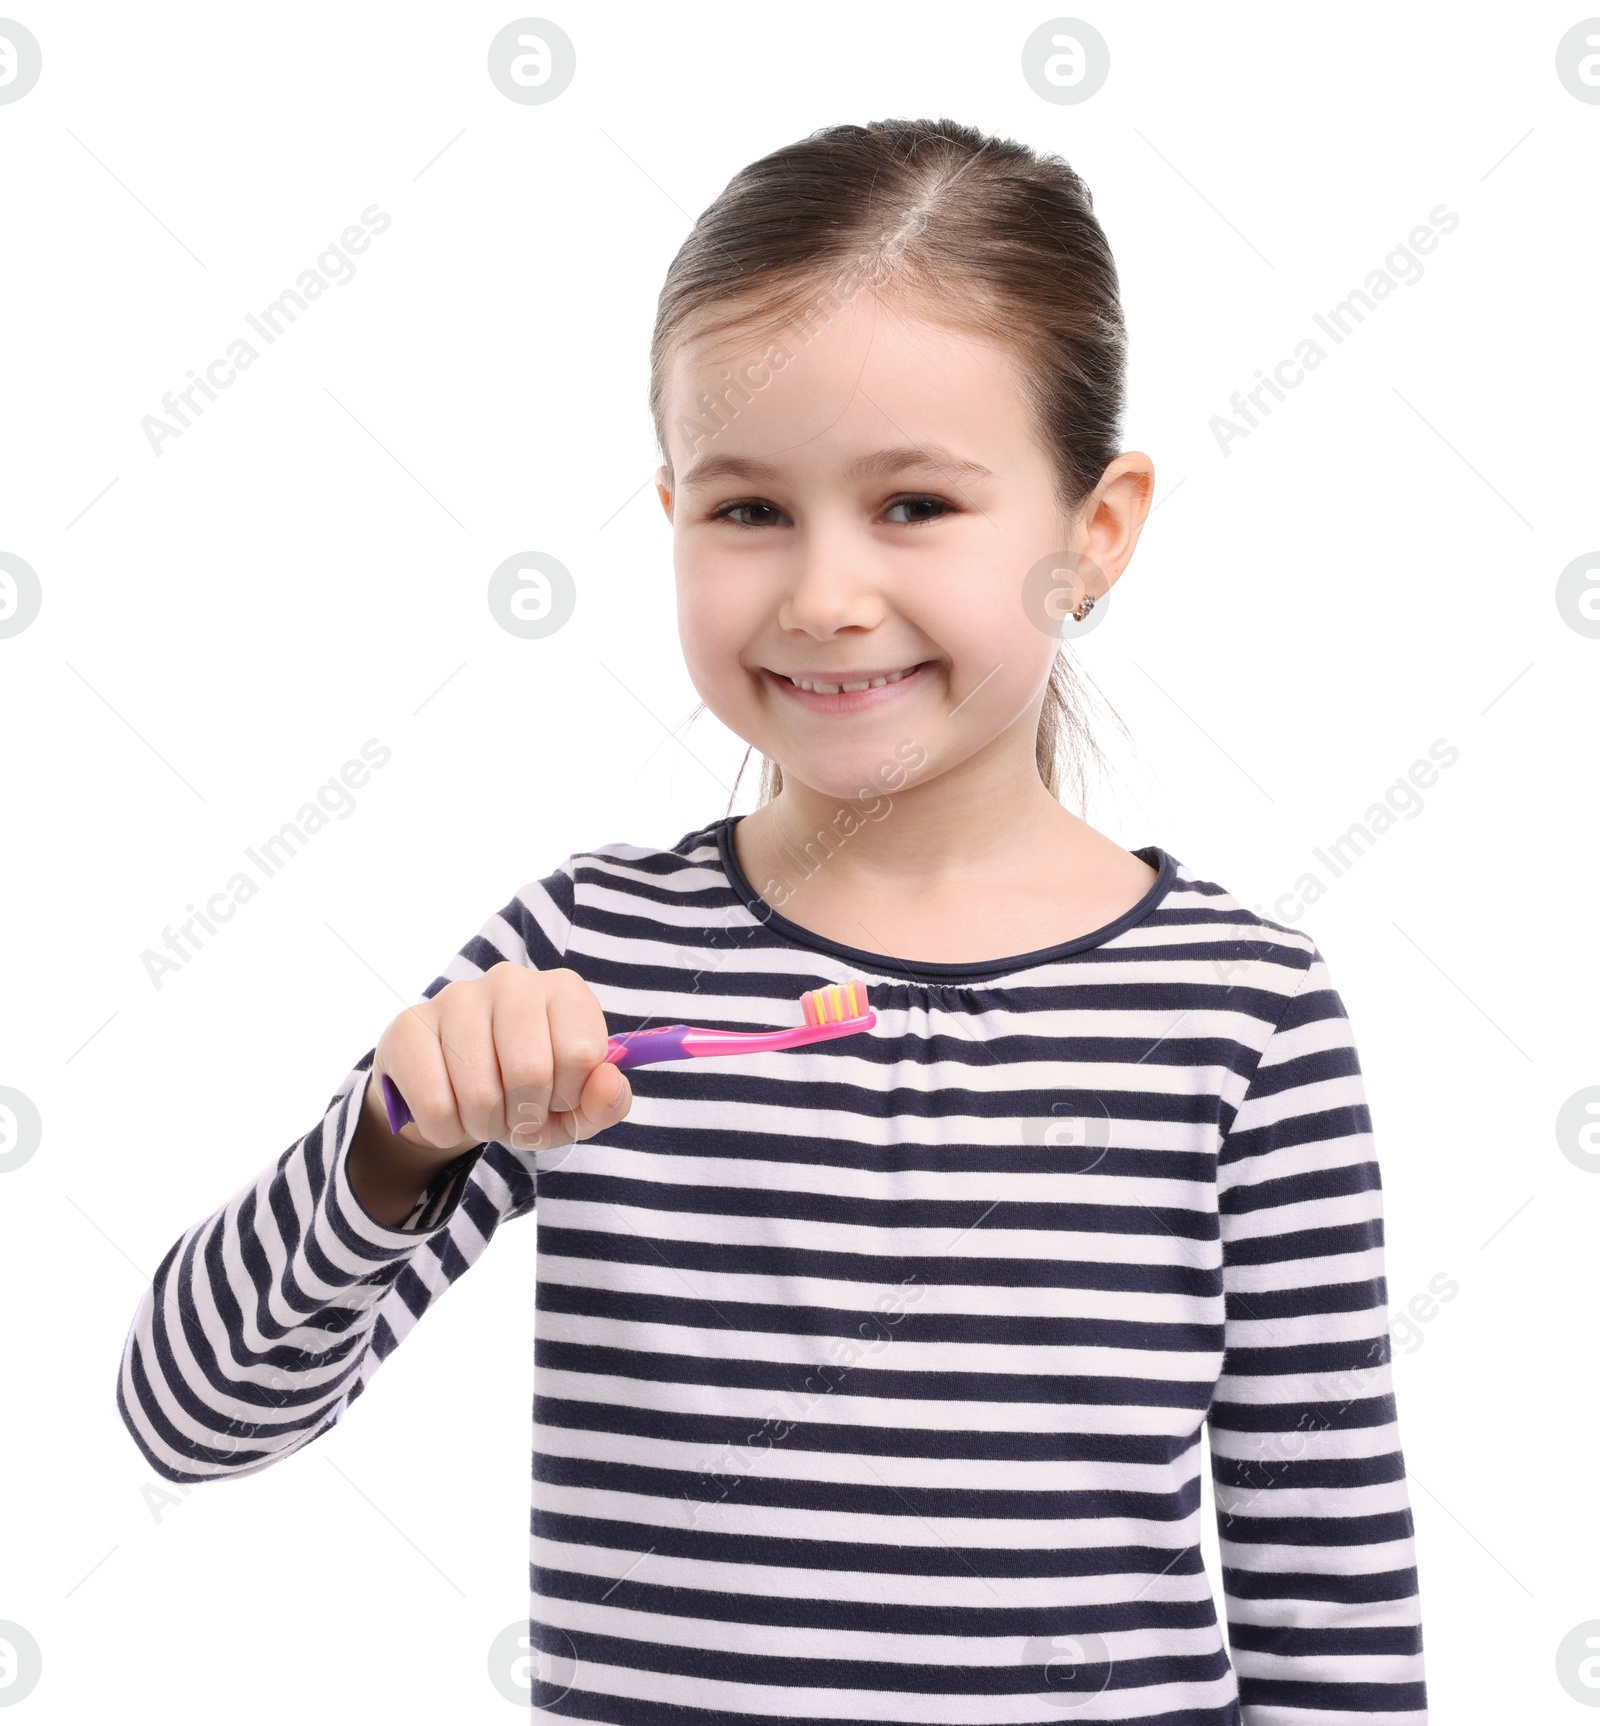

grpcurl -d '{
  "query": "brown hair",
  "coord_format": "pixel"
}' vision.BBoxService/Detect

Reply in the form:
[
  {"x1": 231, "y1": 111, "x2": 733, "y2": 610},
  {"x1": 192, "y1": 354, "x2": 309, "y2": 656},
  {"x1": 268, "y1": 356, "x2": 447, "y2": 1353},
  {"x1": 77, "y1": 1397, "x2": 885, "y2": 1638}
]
[{"x1": 650, "y1": 116, "x2": 1134, "y2": 815}]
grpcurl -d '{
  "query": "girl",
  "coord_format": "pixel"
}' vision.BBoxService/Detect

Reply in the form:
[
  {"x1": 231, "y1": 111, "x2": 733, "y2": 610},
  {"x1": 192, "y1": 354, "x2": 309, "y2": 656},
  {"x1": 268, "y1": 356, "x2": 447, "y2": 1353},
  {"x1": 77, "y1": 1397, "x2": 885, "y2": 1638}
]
[{"x1": 119, "y1": 118, "x2": 1428, "y2": 1723}]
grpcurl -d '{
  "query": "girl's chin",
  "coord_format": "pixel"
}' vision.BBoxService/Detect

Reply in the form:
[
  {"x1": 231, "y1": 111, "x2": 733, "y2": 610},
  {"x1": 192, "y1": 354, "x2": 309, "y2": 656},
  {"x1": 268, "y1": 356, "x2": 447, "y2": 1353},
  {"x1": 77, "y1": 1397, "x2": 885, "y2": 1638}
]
[{"x1": 752, "y1": 744, "x2": 930, "y2": 805}]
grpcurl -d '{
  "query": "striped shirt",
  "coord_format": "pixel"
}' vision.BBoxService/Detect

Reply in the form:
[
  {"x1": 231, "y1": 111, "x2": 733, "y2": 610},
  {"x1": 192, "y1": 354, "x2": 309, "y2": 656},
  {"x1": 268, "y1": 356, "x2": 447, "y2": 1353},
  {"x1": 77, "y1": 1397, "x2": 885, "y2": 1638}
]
[{"x1": 118, "y1": 814, "x2": 1428, "y2": 1723}]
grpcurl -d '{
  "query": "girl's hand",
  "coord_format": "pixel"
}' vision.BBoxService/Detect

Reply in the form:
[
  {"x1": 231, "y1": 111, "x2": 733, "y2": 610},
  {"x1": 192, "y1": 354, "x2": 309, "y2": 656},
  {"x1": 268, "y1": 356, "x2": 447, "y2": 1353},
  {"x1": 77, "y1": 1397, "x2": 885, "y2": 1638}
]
[{"x1": 363, "y1": 962, "x2": 632, "y2": 1183}]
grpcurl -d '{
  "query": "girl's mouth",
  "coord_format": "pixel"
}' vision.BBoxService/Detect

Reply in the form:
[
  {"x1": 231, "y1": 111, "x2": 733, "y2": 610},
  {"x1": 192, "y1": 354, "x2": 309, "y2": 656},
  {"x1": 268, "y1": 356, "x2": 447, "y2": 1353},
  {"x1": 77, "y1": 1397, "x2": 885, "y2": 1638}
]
[{"x1": 762, "y1": 659, "x2": 936, "y2": 714}]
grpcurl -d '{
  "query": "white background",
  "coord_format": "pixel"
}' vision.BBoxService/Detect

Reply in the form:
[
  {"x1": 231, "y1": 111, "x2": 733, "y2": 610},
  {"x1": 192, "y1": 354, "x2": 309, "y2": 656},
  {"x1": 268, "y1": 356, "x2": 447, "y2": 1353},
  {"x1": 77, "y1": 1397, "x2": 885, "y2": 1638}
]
[{"x1": 1, "y1": 1, "x2": 1595, "y2": 1719}]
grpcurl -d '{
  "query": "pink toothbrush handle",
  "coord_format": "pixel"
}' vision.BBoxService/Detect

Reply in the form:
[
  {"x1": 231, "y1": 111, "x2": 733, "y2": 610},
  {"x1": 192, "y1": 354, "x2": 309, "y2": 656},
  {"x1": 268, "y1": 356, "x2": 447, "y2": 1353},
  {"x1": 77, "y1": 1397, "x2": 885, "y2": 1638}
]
[{"x1": 674, "y1": 1019, "x2": 873, "y2": 1058}]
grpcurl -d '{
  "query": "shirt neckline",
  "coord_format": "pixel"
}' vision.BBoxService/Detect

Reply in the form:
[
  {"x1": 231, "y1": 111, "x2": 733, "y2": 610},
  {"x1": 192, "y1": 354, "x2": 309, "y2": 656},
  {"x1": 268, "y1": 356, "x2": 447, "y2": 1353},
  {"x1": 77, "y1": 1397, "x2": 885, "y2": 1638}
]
[{"x1": 712, "y1": 814, "x2": 1178, "y2": 985}]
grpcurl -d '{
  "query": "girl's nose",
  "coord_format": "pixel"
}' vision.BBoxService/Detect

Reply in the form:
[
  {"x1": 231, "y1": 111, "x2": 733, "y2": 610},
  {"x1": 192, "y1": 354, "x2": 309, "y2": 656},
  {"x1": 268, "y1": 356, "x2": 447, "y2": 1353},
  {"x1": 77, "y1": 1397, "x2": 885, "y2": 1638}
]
[{"x1": 777, "y1": 522, "x2": 886, "y2": 637}]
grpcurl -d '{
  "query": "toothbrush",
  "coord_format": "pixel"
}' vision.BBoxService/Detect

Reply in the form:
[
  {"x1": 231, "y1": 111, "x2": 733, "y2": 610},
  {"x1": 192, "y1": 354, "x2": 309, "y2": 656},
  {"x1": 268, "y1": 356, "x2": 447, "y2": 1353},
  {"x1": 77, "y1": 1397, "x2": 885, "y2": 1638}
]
[{"x1": 378, "y1": 979, "x2": 875, "y2": 1134}]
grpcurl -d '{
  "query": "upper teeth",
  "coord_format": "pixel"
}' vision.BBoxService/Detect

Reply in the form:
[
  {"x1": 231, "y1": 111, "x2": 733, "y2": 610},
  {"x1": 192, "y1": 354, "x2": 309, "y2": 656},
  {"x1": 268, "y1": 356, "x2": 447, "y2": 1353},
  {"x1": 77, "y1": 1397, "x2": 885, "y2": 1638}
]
[{"x1": 789, "y1": 665, "x2": 918, "y2": 694}]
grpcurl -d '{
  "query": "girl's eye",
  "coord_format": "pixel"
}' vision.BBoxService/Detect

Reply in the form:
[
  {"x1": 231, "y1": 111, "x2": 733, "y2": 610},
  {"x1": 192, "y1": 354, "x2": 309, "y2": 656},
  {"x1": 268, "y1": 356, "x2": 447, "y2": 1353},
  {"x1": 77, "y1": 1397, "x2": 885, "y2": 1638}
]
[
  {"x1": 884, "y1": 494, "x2": 953, "y2": 527},
  {"x1": 709, "y1": 495, "x2": 956, "y2": 529},
  {"x1": 711, "y1": 500, "x2": 788, "y2": 528}
]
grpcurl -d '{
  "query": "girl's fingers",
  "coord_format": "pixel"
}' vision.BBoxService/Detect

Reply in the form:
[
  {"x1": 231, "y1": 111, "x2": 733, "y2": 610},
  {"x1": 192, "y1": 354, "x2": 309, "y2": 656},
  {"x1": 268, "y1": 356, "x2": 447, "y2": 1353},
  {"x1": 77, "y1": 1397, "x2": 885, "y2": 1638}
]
[
  {"x1": 573, "y1": 1057, "x2": 631, "y2": 1142},
  {"x1": 492, "y1": 970, "x2": 557, "y2": 1155},
  {"x1": 536, "y1": 972, "x2": 631, "y2": 1155},
  {"x1": 380, "y1": 963, "x2": 629, "y2": 1162},
  {"x1": 381, "y1": 1002, "x2": 467, "y2": 1150},
  {"x1": 541, "y1": 1058, "x2": 632, "y2": 1160},
  {"x1": 437, "y1": 987, "x2": 503, "y2": 1148},
  {"x1": 546, "y1": 971, "x2": 615, "y2": 1124}
]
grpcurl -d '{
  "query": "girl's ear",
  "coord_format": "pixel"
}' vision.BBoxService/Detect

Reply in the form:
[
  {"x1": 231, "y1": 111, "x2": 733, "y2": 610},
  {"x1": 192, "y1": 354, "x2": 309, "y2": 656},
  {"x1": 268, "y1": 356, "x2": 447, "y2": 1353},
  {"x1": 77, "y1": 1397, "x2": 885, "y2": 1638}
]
[{"x1": 655, "y1": 466, "x2": 674, "y2": 522}]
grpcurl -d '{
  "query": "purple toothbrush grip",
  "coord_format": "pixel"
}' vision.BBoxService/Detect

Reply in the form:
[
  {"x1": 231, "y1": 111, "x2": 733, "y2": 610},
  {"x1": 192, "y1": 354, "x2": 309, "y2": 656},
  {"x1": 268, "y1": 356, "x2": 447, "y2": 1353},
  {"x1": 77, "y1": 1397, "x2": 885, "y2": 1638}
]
[
  {"x1": 380, "y1": 1072, "x2": 414, "y2": 1133},
  {"x1": 608, "y1": 1026, "x2": 693, "y2": 1070}
]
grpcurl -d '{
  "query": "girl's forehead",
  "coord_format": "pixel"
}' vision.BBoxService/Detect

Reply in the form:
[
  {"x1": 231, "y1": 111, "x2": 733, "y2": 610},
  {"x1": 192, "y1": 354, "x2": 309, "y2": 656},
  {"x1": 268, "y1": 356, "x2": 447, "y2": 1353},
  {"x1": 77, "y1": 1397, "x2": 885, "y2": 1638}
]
[
  {"x1": 661, "y1": 296, "x2": 1035, "y2": 470},
  {"x1": 668, "y1": 287, "x2": 1006, "y2": 375}
]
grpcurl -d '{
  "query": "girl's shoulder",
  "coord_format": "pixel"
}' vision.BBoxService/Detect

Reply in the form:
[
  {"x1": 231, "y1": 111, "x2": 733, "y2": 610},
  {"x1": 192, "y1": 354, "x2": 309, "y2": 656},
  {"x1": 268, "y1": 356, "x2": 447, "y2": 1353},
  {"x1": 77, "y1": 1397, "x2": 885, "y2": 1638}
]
[
  {"x1": 1160, "y1": 849, "x2": 1321, "y2": 952},
  {"x1": 543, "y1": 817, "x2": 728, "y2": 888},
  {"x1": 506, "y1": 818, "x2": 730, "y2": 931},
  {"x1": 1156, "y1": 855, "x2": 1372, "y2": 1065}
]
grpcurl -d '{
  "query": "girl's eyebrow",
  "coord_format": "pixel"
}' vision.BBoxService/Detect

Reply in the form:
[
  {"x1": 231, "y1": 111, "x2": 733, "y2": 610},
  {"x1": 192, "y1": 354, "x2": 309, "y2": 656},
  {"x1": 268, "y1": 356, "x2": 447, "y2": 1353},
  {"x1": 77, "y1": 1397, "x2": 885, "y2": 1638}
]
[{"x1": 680, "y1": 444, "x2": 993, "y2": 489}]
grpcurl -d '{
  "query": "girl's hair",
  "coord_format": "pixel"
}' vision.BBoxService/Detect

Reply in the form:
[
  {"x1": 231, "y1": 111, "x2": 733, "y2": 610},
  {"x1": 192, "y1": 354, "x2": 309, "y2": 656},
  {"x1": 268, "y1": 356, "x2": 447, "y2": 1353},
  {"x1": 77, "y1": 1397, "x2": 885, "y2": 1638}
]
[{"x1": 650, "y1": 116, "x2": 1134, "y2": 815}]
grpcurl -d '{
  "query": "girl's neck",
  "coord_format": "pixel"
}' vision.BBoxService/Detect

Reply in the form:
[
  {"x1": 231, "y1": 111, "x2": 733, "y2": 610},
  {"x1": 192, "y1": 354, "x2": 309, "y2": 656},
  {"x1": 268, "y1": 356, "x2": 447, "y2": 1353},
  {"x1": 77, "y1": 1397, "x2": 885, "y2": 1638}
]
[
  {"x1": 730, "y1": 740, "x2": 1157, "y2": 964},
  {"x1": 757, "y1": 759, "x2": 1066, "y2": 885}
]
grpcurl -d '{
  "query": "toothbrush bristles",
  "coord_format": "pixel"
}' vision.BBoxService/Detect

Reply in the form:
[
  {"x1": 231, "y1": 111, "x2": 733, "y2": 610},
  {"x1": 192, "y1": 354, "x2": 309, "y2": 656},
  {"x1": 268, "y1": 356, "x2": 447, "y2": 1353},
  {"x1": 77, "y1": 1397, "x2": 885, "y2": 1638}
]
[{"x1": 803, "y1": 979, "x2": 867, "y2": 1025}]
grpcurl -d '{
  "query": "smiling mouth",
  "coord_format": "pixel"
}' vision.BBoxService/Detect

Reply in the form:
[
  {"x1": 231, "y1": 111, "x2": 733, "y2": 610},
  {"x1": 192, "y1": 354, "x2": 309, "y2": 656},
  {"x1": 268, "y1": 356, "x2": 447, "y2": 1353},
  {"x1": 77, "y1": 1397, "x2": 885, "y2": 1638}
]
[{"x1": 768, "y1": 662, "x2": 931, "y2": 695}]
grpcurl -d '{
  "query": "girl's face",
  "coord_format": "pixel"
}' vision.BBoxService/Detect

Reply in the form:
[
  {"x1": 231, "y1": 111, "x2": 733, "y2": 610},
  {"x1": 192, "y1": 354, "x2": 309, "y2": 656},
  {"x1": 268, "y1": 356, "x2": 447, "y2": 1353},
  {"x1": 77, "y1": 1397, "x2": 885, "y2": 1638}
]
[{"x1": 658, "y1": 290, "x2": 1142, "y2": 806}]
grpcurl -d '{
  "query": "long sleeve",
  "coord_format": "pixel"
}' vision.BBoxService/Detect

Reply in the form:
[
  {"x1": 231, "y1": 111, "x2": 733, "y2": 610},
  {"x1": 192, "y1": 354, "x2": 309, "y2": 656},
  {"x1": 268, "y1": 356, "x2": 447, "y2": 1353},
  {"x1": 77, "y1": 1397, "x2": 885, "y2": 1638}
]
[
  {"x1": 115, "y1": 863, "x2": 576, "y2": 1483},
  {"x1": 1206, "y1": 948, "x2": 1428, "y2": 1723}
]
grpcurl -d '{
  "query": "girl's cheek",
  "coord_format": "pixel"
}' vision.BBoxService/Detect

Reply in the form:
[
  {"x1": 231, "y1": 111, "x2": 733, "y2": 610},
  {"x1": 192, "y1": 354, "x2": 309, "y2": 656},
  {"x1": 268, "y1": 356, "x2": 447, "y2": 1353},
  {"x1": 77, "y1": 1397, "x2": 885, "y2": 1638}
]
[{"x1": 679, "y1": 597, "x2": 755, "y2": 707}]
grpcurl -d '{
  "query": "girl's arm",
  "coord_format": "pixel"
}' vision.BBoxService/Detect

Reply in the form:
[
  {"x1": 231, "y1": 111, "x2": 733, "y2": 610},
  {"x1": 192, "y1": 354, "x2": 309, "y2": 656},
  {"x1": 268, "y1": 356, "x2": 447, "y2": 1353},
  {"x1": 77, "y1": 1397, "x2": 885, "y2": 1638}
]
[
  {"x1": 114, "y1": 865, "x2": 577, "y2": 1484},
  {"x1": 1207, "y1": 949, "x2": 1429, "y2": 1723}
]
